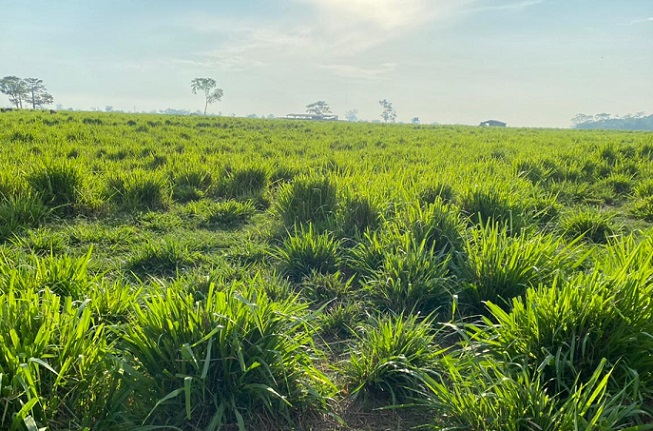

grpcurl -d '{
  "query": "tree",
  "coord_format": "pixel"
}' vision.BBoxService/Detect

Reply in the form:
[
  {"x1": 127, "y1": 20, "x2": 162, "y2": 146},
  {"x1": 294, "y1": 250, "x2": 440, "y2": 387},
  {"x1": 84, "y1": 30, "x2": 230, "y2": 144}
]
[
  {"x1": 571, "y1": 113, "x2": 593, "y2": 126},
  {"x1": 379, "y1": 99, "x2": 396, "y2": 123},
  {"x1": 411, "y1": 117, "x2": 420, "y2": 124},
  {"x1": 306, "y1": 101, "x2": 331, "y2": 116},
  {"x1": 23, "y1": 78, "x2": 54, "y2": 109},
  {"x1": 191, "y1": 78, "x2": 223, "y2": 116},
  {"x1": 345, "y1": 109, "x2": 359, "y2": 122},
  {"x1": 0, "y1": 76, "x2": 28, "y2": 109}
]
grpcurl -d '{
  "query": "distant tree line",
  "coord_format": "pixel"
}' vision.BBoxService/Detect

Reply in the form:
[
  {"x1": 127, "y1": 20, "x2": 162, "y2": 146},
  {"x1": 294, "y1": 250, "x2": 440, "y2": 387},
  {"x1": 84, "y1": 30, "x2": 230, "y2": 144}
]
[
  {"x1": 571, "y1": 112, "x2": 653, "y2": 131},
  {"x1": 0, "y1": 76, "x2": 54, "y2": 109}
]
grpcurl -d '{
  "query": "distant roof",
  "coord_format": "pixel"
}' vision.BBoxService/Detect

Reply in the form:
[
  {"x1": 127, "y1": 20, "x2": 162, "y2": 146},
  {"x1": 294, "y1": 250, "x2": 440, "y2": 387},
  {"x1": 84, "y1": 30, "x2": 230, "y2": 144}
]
[
  {"x1": 479, "y1": 120, "x2": 507, "y2": 127},
  {"x1": 285, "y1": 113, "x2": 339, "y2": 121}
]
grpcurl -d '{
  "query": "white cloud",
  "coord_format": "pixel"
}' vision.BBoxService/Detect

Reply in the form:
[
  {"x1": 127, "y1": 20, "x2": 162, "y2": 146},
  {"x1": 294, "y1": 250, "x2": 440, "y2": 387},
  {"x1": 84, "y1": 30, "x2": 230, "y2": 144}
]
[
  {"x1": 301, "y1": 0, "x2": 438, "y2": 31},
  {"x1": 468, "y1": 0, "x2": 544, "y2": 13},
  {"x1": 631, "y1": 17, "x2": 653, "y2": 24},
  {"x1": 320, "y1": 62, "x2": 397, "y2": 80},
  {"x1": 174, "y1": 0, "x2": 545, "y2": 76}
]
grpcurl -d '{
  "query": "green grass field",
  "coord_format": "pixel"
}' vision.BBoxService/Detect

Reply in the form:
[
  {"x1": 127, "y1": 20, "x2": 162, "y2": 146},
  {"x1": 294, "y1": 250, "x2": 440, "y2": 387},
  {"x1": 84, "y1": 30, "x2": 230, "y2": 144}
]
[{"x1": 2, "y1": 110, "x2": 653, "y2": 430}]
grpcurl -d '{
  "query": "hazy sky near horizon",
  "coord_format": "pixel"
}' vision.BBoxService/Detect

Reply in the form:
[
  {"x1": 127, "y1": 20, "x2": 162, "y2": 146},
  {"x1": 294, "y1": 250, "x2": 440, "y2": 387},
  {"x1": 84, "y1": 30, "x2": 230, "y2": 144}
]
[{"x1": 1, "y1": 0, "x2": 651, "y2": 127}]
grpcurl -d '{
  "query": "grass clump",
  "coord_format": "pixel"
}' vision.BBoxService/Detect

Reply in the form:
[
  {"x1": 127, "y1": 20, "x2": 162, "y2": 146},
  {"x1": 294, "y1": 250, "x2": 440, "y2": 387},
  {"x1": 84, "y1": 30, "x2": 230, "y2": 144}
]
[
  {"x1": 171, "y1": 168, "x2": 213, "y2": 202},
  {"x1": 338, "y1": 193, "x2": 382, "y2": 237},
  {"x1": 365, "y1": 235, "x2": 452, "y2": 315},
  {"x1": 276, "y1": 176, "x2": 338, "y2": 228},
  {"x1": 105, "y1": 169, "x2": 171, "y2": 212},
  {"x1": 478, "y1": 265, "x2": 653, "y2": 397},
  {"x1": 561, "y1": 209, "x2": 617, "y2": 244},
  {"x1": 120, "y1": 282, "x2": 334, "y2": 430},
  {"x1": 630, "y1": 196, "x2": 653, "y2": 222},
  {"x1": 11, "y1": 228, "x2": 67, "y2": 256},
  {"x1": 0, "y1": 287, "x2": 119, "y2": 431},
  {"x1": 345, "y1": 313, "x2": 446, "y2": 403},
  {"x1": 128, "y1": 237, "x2": 203, "y2": 278},
  {"x1": 26, "y1": 160, "x2": 84, "y2": 216},
  {"x1": 0, "y1": 248, "x2": 97, "y2": 299},
  {"x1": 459, "y1": 186, "x2": 529, "y2": 234},
  {"x1": 419, "y1": 182, "x2": 455, "y2": 205},
  {"x1": 274, "y1": 224, "x2": 341, "y2": 282},
  {"x1": 188, "y1": 199, "x2": 256, "y2": 228},
  {"x1": 392, "y1": 200, "x2": 466, "y2": 257},
  {"x1": 0, "y1": 194, "x2": 51, "y2": 241},
  {"x1": 298, "y1": 270, "x2": 354, "y2": 303},
  {"x1": 218, "y1": 165, "x2": 268, "y2": 199},
  {"x1": 457, "y1": 223, "x2": 584, "y2": 314},
  {"x1": 424, "y1": 354, "x2": 641, "y2": 431}
]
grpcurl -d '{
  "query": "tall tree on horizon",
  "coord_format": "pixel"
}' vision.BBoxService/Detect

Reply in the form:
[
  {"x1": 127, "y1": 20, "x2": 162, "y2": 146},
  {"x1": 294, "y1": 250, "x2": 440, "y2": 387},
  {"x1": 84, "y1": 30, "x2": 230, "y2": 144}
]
[
  {"x1": 0, "y1": 76, "x2": 28, "y2": 109},
  {"x1": 191, "y1": 78, "x2": 223, "y2": 115},
  {"x1": 306, "y1": 101, "x2": 331, "y2": 116},
  {"x1": 379, "y1": 99, "x2": 397, "y2": 123},
  {"x1": 23, "y1": 78, "x2": 54, "y2": 109}
]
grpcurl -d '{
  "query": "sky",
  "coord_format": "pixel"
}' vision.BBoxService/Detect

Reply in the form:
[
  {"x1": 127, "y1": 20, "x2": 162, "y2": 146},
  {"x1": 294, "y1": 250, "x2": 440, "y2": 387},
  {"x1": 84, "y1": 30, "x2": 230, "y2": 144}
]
[{"x1": 1, "y1": 0, "x2": 651, "y2": 127}]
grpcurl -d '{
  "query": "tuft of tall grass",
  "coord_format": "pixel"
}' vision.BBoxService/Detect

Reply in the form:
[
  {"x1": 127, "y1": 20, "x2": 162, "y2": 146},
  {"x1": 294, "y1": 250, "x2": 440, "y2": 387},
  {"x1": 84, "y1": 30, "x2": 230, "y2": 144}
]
[
  {"x1": 338, "y1": 193, "x2": 382, "y2": 237},
  {"x1": 298, "y1": 270, "x2": 354, "y2": 303},
  {"x1": 26, "y1": 160, "x2": 84, "y2": 216},
  {"x1": 345, "y1": 313, "x2": 446, "y2": 403},
  {"x1": 105, "y1": 169, "x2": 171, "y2": 212},
  {"x1": 423, "y1": 353, "x2": 643, "y2": 431},
  {"x1": 276, "y1": 176, "x2": 338, "y2": 228},
  {"x1": 0, "y1": 194, "x2": 51, "y2": 240},
  {"x1": 630, "y1": 196, "x2": 653, "y2": 222},
  {"x1": 458, "y1": 186, "x2": 529, "y2": 234},
  {"x1": 478, "y1": 264, "x2": 653, "y2": 396},
  {"x1": 0, "y1": 248, "x2": 97, "y2": 299},
  {"x1": 171, "y1": 168, "x2": 213, "y2": 202},
  {"x1": 365, "y1": 234, "x2": 453, "y2": 315},
  {"x1": 128, "y1": 237, "x2": 203, "y2": 278},
  {"x1": 274, "y1": 224, "x2": 341, "y2": 282},
  {"x1": 560, "y1": 209, "x2": 617, "y2": 244},
  {"x1": 186, "y1": 199, "x2": 256, "y2": 228},
  {"x1": 216, "y1": 165, "x2": 268, "y2": 199},
  {"x1": 0, "y1": 286, "x2": 120, "y2": 430},
  {"x1": 317, "y1": 299, "x2": 365, "y2": 340},
  {"x1": 456, "y1": 222, "x2": 586, "y2": 314},
  {"x1": 391, "y1": 200, "x2": 466, "y2": 257},
  {"x1": 120, "y1": 282, "x2": 334, "y2": 430},
  {"x1": 419, "y1": 182, "x2": 455, "y2": 205}
]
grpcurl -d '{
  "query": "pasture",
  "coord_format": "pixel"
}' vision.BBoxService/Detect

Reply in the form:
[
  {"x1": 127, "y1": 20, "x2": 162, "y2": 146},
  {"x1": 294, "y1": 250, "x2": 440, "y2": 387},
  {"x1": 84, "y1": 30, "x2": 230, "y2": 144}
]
[{"x1": 1, "y1": 110, "x2": 653, "y2": 430}]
